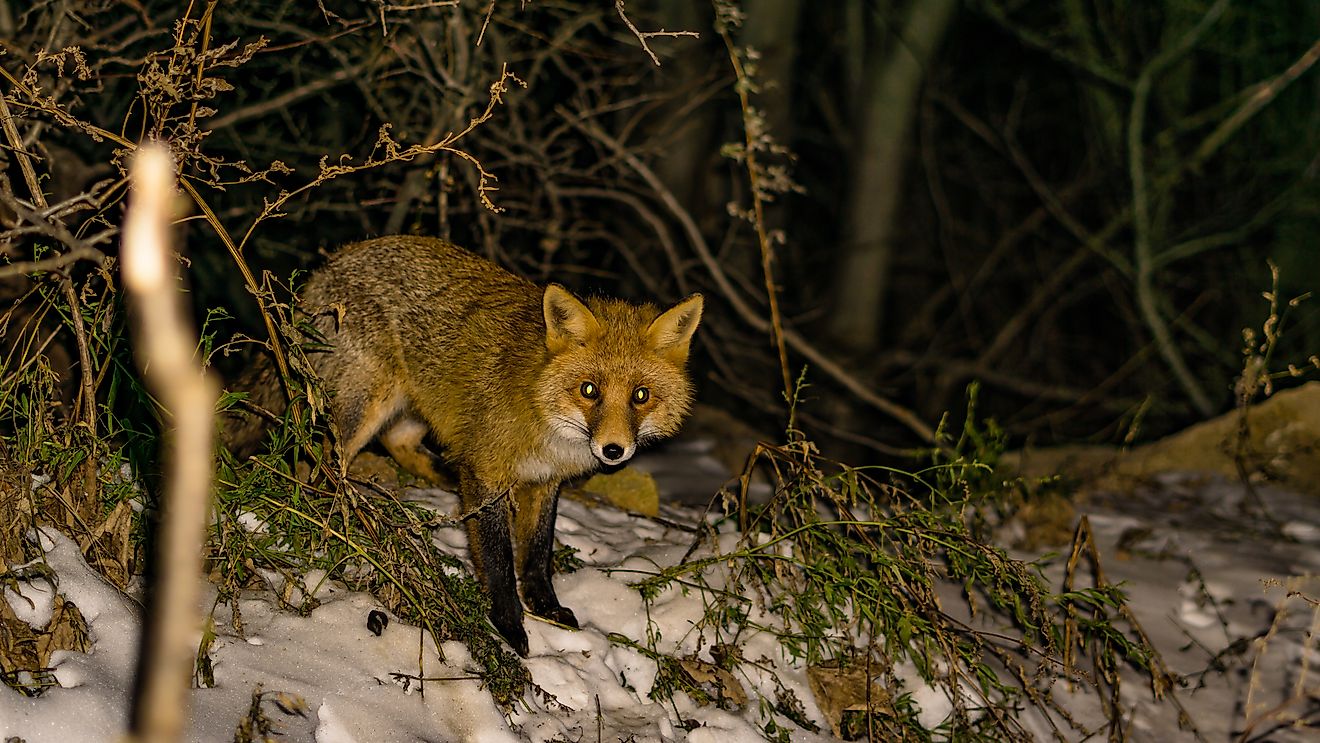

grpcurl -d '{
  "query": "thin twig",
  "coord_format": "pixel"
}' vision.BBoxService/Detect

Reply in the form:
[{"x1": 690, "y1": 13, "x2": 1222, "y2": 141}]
[
  {"x1": 1189, "y1": 34, "x2": 1320, "y2": 175},
  {"x1": 0, "y1": 179, "x2": 112, "y2": 277},
  {"x1": 719, "y1": 27, "x2": 792, "y2": 404},
  {"x1": 560, "y1": 106, "x2": 938, "y2": 444},
  {"x1": 476, "y1": 0, "x2": 495, "y2": 46},
  {"x1": 614, "y1": 0, "x2": 699, "y2": 66},
  {"x1": 1, "y1": 85, "x2": 106, "y2": 505},
  {"x1": 1127, "y1": 0, "x2": 1230, "y2": 418},
  {"x1": 0, "y1": 247, "x2": 108, "y2": 279},
  {"x1": 555, "y1": 186, "x2": 689, "y2": 296},
  {"x1": 975, "y1": 1, "x2": 1130, "y2": 90},
  {"x1": 57, "y1": 277, "x2": 98, "y2": 504},
  {"x1": 0, "y1": 91, "x2": 48, "y2": 210}
]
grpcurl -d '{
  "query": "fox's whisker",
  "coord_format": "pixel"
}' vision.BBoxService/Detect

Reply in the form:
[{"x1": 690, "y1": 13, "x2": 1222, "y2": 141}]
[{"x1": 551, "y1": 415, "x2": 590, "y2": 440}]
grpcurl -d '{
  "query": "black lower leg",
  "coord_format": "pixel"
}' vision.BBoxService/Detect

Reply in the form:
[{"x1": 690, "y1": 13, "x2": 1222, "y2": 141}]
[
  {"x1": 467, "y1": 492, "x2": 528, "y2": 656},
  {"x1": 521, "y1": 486, "x2": 577, "y2": 628}
]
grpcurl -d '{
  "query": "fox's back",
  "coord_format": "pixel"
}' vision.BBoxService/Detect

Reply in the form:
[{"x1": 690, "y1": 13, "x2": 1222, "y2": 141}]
[
  {"x1": 299, "y1": 235, "x2": 699, "y2": 492},
  {"x1": 301, "y1": 236, "x2": 546, "y2": 448}
]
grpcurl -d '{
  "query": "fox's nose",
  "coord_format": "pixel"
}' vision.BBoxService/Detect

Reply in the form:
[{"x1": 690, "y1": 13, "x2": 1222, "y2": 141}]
[{"x1": 602, "y1": 443, "x2": 625, "y2": 461}]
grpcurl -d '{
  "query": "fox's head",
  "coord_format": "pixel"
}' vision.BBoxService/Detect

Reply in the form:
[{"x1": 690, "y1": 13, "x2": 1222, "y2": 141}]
[{"x1": 537, "y1": 284, "x2": 703, "y2": 467}]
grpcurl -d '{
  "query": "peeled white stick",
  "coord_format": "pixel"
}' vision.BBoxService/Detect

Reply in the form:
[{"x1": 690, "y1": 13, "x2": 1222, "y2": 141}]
[{"x1": 122, "y1": 142, "x2": 219, "y2": 743}]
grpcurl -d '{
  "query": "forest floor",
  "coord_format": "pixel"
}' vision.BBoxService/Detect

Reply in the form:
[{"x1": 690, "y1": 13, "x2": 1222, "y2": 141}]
[{"x1": 2, "y1": 437, "x2": 1318, "y2": 741}]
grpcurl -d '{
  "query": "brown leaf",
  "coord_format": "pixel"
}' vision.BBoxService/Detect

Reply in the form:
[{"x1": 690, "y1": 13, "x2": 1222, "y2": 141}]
[
  {"x1": 82, "y1": 499, "x2": 133, "y2": 588},
  {"x1": 271, "y1": 690, "x2": 309, "y2": 717},
  {"x1": 678, "y1": 656, "x2": 748, "y2": 709},
  {"x1": 0, "y1": 592, "x2": 41, "y2": 674},
  {"x1": 37, "y1": 595, "x2": 89, "y2": 662},
  {"x1": 807, "y1": 658, "x2": 893, "y2": 739}
]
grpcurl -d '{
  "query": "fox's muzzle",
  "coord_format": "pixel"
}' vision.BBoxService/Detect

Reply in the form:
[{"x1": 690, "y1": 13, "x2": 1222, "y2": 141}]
[{"x1": 593, "y1": 440, "x2": 635, "y2": 465}]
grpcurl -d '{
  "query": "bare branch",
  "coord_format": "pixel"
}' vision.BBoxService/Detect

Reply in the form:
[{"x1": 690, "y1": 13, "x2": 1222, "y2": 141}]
[
  {"x1": 1189, "y1": 34, "x2": 1320, "y2": 172},
  {"x1": 718, "y1": 29, "x2": 793, "y2": 405},
  {"x1": 0, "y1": 91, "x2": 48, "y2": 210},
  {"x1": 0, "y1": 247, "x2": 107, "y2": 279},
  {"x1": 976, "y1": 1, "x2": 1130, "y2": 90},
  {"x1": 614, "y1": 0, "x2": 699, "y2": 66},
  {"x1": 561, "y1": 106, "x2": 938, "y2": 444},
  {"x1": 0, "y1": 182, "x2": 113, "y2": 275},
  {"x1": 1128, "y1": 0, "x2": 1231, "y2": 418}
]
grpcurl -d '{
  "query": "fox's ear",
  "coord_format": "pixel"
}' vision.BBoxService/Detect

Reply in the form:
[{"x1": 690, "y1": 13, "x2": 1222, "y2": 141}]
[
  {"x1": 648, "y1": 293, "x2": 703, "y2": 364},
  {"x1": 544, "y1": 284, "x2": 600, "y2": 354}
]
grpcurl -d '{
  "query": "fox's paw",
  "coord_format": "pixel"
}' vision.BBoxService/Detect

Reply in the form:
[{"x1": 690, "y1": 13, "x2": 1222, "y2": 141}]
[
  {"x1": 496, "y1": 619, "x2": 530, "y2": 657},
  {"x1": 491, "y1": 602, "x2": 530, "y2": 656},
  {"x1": 540, "y1": 605, "x2": 578, "y2": 629}
]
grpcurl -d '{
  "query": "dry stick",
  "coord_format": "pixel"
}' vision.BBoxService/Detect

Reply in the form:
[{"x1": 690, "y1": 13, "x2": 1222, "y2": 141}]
[
  {"x1": 1, "y1": 87, "x2": 103, "y2": 505},
  {"x1": 1188, "y1": 34, "x2": 1320, "y2": 178},
  {"x1": 57, "y1": 276, "x2": 99, "y2": 503},
  {"x1": 614, "y1": 0, "x2": 700, "y2": 67},
  {"x1": 0, "y1": 246, "x2": 106, "y2": 279},
  {"x1": 123, "y1": 144, "x2": 219, "y2": 743},
  {"x1": 0, "y1": 92, "x2": 46, "y2": 211},
  {"x1": 1128, "y1": 0, "x2": 1231, "y2": 419},
  {"x1": 476, "y1": 0, "x2": 495, "y2": 46},
  {"x1": 560, "y1": 108, "x2": 938, "y2": 444},
  {"x1": 720, "y1": 29, "x2": 793, "y2": 405}
]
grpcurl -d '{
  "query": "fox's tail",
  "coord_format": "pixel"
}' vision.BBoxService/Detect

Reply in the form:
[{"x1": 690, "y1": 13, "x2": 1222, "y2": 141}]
[{"x1": 219, "y1": 349, "x2": 289, "y2": 459}]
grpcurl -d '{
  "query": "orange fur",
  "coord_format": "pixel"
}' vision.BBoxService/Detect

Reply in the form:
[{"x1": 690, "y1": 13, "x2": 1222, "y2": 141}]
[{"x1": 293, "y1": 235, "x2": 703, "y2": 655}]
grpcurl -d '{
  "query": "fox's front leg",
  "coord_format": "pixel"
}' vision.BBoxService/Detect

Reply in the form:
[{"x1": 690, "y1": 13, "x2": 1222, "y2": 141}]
[
  {"x1": 460, "y1": 471, "x2": 528, "y2": 656},
  {"x1": 514, "y1": 482, "x2": 578, "y2": 629}
]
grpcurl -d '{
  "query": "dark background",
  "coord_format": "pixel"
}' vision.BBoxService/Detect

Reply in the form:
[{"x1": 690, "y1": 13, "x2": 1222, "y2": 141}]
[{"x1": 3, "y1": 0, "x2": 1317, "y2": 464}]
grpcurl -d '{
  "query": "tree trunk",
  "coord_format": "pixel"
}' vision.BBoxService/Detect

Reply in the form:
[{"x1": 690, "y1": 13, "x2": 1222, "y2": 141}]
[{"x1": 829, "y1": 0, "x2": 957, "y2": 353}]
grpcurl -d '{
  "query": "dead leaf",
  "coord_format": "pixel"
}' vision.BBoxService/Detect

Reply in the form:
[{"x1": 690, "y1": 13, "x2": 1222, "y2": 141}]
[
  {"x1": 83, "y1": 500, "x2": 133, "y2": 588},
  {"x1": 0, "y1": 592, "x2": 41, "y2": 675},
  {"x1": 38, "y1": 595, "x2": 89, "y2": 660},
  {"x1": 808, "y1": 658, "x2": 892, "y2": 739},
  {"x1": 271, "y1": 690, "x2": 309, "y2": 717},
  {"x1": 678, "y1": 656, "x2": 748, "y2": 709},
  {"x1": 0, "y1": 587, "x2": 88, "y2": 697}
]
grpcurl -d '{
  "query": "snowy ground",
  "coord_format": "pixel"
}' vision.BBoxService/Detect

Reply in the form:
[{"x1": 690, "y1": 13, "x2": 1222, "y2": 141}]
[{"x1": 2, "y1": 442, "x2": 1318, "y2": 741}]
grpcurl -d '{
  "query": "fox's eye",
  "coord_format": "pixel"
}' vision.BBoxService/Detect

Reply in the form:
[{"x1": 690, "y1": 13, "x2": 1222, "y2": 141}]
[
  {"x1": 632, "y1": 386, "x2": 649, "y2": 405},
  {"x1": 580, "y1": 381, "x2": 599, "y2": 400}
]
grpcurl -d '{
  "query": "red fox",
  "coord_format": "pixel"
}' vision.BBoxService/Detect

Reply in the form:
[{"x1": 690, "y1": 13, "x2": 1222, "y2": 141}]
[{"x1": 229, "y1": 236, "x2": 702, "y2": 655}]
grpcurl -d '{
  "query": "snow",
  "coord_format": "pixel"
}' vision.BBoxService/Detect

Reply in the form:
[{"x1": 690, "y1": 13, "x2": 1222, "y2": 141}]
[{"x1": 2, "y1": 456, "x2": 1319, "y2": 741}]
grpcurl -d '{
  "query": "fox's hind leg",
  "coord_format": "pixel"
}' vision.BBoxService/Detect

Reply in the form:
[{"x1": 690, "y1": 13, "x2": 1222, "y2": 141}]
[
  {"x1": 379, "y1": 417, "x2": 456, "y2": 488},
  {"x1": 308, "y1": 306, "x2": 392, "y2": 464},
  {"x1": 327, "y1": 383, "x2": 402, "y2": 473},
  {"x1": 514, "y1": 482, "x2": 578, "y2": 629}
]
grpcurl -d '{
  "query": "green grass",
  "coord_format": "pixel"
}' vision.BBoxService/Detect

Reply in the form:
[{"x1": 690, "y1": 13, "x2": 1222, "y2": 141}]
[{"x1": 601, "y1": 381, "x2": 1177, "y2": 741}]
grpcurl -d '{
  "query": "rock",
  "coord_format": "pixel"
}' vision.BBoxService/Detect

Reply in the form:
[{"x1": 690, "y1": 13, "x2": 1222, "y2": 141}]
[
  {"x1": 1004, "y1": 382, "x2": 1320, "y2": 496},
  {"x1": 576, "y1": 468, "x2": 660, "y2": 516}
]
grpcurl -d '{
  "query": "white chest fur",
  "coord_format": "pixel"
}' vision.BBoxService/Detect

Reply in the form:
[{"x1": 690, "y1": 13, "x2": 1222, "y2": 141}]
[{"x1": 514, "y1": 426, "x2": 598, "y2": 483}]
